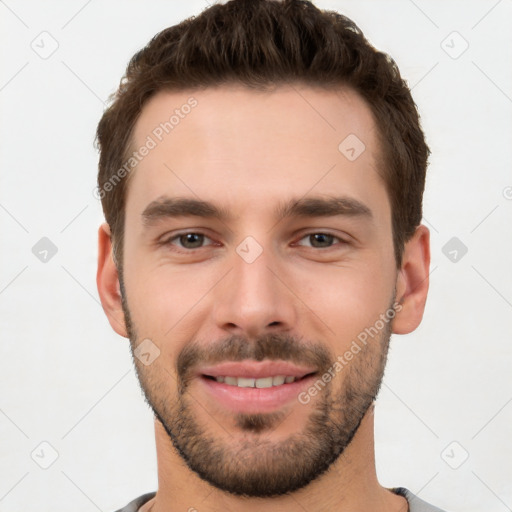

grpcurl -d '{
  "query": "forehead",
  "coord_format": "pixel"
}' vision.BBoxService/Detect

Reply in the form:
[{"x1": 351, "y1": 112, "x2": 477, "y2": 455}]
[{"x1": 126, "y1": 83, "x2": 387, "y2": 220}]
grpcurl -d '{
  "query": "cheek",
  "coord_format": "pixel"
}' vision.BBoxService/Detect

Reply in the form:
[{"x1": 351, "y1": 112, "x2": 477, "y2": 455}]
[
  {"x1": 124, "y1": 262, "x2": 217, "y2": 342},
  {"x1": 123, "y1": 237, "x2": 396, "y2": 354},
  {"x1": 293, "y1": 260, "x2": 394, "y2": 346}
]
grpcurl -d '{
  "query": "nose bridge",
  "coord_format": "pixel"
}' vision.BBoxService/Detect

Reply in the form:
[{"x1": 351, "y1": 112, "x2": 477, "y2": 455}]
[
  {"x1": 231, "y1": 235, "x2": 279, "y2": 311},
  {"x1": 212, "y1": 234, "x2": 296, "y2": 335},
  {"x1": 235, "y1": 239, "x2": 274, "y2": 300}
]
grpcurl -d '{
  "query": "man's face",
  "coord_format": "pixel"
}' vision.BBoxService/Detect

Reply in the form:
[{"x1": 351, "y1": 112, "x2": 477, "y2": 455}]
[{"x1": 119, "y1": 84, "x2": 399, "y2": 496}]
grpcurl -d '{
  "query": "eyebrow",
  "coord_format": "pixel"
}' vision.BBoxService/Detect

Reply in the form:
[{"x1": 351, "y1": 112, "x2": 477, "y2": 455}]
[{"x1": 141, "y1": 195, "x2": 373, "y2": 226}]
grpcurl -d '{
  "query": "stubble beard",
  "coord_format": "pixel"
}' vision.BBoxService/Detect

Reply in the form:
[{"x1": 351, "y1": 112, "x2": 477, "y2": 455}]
[{"x1": 119, "y1": 274, "x2": 393, "y2": 497}]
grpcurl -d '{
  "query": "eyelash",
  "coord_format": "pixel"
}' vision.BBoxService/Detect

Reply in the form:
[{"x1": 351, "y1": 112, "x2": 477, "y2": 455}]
[{"x1": 161, "y1": 231, "x2": 348, "y2": 252}]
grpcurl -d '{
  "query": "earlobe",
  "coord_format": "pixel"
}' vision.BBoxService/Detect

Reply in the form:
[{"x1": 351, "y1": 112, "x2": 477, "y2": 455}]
[
  {"x1": 392, "y1": 225, "x2": 430, "y2": 335},
  {"x1": 96, "y1": 223, "x2": 128, "y2": 338}
]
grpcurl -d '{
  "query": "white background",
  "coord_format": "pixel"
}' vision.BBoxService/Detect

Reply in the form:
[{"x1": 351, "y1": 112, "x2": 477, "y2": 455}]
[{"x1": 1, "y1": 1, "x2": 511, "y2": 511}]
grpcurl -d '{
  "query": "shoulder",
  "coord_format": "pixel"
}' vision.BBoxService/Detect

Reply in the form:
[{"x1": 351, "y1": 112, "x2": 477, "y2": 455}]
[
  {"x1": 392, "y1": 487, "x2": 449, "y2": 512},
  {"x1": 112, "y1": 491, "x2": 157, "y2": 512}
]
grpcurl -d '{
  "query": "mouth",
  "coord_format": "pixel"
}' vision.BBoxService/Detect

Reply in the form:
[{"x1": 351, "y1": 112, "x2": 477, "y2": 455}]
[
  {"x1": 203, "y1": 374, "x2": 314, "y2": 387},
  {"x1": 196, "y1": 360, "x2": 319, "y2": 414}
]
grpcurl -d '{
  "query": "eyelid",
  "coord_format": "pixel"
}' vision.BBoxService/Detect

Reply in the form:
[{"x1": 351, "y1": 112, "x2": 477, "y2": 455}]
[
  {"x1": 294, "y1": 231, "x2": 349, "y2": 248},
  {"x1": 161, "y1": 230, "x2": 217, "y2": 250},
  {"x1": 159, "y1": 229, "x2": 351, "y2": 251}
]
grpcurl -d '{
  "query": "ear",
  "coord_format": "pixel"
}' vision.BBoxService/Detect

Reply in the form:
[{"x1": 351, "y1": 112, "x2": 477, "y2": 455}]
[
  {"x1": 96, "y1": 223, "x2": 128, "y2": 337},
  {"x1": 393, "y1": 224, "x2": 430, "y2": 335}
]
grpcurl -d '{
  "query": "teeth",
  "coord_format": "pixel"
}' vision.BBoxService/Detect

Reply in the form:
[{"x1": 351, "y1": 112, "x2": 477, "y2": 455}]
[
  {"x1": 272, "y1": 375, "x2": 285, "y2": 385},
  {"x1": 256, "y1": 377, "x2": 273, "y2": 388},
  {"x1": 214, "y1": 375, "x2": 297, "y2": 387},
  {"x1": 237, "y1": 377, "x2": 255, "y2": 388}
]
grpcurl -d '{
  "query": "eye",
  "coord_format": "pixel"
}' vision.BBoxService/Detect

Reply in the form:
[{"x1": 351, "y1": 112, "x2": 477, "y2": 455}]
[
  {"x1": 164, "y1": 232, "x2": 215, "y2": 250},
  {"x1": 295, "y1": 232, "x2": 346, "y2": 249}
]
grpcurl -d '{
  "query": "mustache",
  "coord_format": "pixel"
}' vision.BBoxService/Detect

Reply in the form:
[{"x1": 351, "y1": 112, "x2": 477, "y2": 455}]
[{"x1": 176, "y1": 333, "x2": 333, "y2": 390}]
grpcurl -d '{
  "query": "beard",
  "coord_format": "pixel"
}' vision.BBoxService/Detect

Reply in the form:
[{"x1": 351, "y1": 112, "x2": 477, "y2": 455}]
[{"x1": 119, "y1": 274, "x2": 394, "y2": 498}]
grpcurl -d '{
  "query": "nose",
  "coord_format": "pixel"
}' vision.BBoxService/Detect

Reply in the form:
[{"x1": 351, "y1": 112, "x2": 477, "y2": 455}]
[{"x1": 212, "y1": 240, "x2": 298, "y2": 339}]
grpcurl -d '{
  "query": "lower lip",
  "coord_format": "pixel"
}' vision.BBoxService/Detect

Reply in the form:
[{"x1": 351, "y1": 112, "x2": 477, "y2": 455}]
[{"x1": 198, "y1": 375, "x2": 317, "y2": 414}]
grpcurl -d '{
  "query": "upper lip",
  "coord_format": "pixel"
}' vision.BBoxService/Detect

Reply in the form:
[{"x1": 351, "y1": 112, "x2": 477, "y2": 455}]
[{"x1": 198, "y1": 360, "x2": 317, "y2": 379}]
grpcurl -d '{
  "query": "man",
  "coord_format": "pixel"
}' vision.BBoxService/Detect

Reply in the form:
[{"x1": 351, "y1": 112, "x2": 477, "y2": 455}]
[{"x1": 95, "y1": 0, "x2": 443, "y2": 510}]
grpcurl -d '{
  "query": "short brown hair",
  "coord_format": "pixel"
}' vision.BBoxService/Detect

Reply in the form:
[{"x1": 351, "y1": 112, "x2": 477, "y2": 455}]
[{"x1": 96, "y1": 0, "x2": 429, "y2": 268}]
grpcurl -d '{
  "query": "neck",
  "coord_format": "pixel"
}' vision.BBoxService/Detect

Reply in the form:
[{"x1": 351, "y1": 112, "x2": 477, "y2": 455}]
[{"x1": 143, "y1": 404, "x2": 407, "y2": 512}]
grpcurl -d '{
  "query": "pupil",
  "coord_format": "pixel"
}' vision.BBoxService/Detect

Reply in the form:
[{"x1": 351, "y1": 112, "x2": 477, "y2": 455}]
[
  {"x1": 182, "y1": 233, "x2": 203, "y2": 248},
  {"x1": 311, "y1": 233, "x2": 333, "y2": 247}
]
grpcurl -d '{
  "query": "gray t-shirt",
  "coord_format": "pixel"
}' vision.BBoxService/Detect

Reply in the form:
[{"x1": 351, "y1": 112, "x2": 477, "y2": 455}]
[{"x1": 114, "y1": 487, "x2": 448, "y2": 511}]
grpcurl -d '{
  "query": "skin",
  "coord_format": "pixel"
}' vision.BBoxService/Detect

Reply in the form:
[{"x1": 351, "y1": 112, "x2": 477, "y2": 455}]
[{"x1": 97, "y1": 84, "x2": 430, "y2": 512}]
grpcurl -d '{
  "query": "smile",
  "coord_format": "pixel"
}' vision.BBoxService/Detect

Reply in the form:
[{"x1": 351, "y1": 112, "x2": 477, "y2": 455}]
[
  {"x1": 196, "y1": 361, "x2": 319, "y2": 413},
  {"x1": 206, "y1": 375, "x2": 309, "y2": 388}
]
